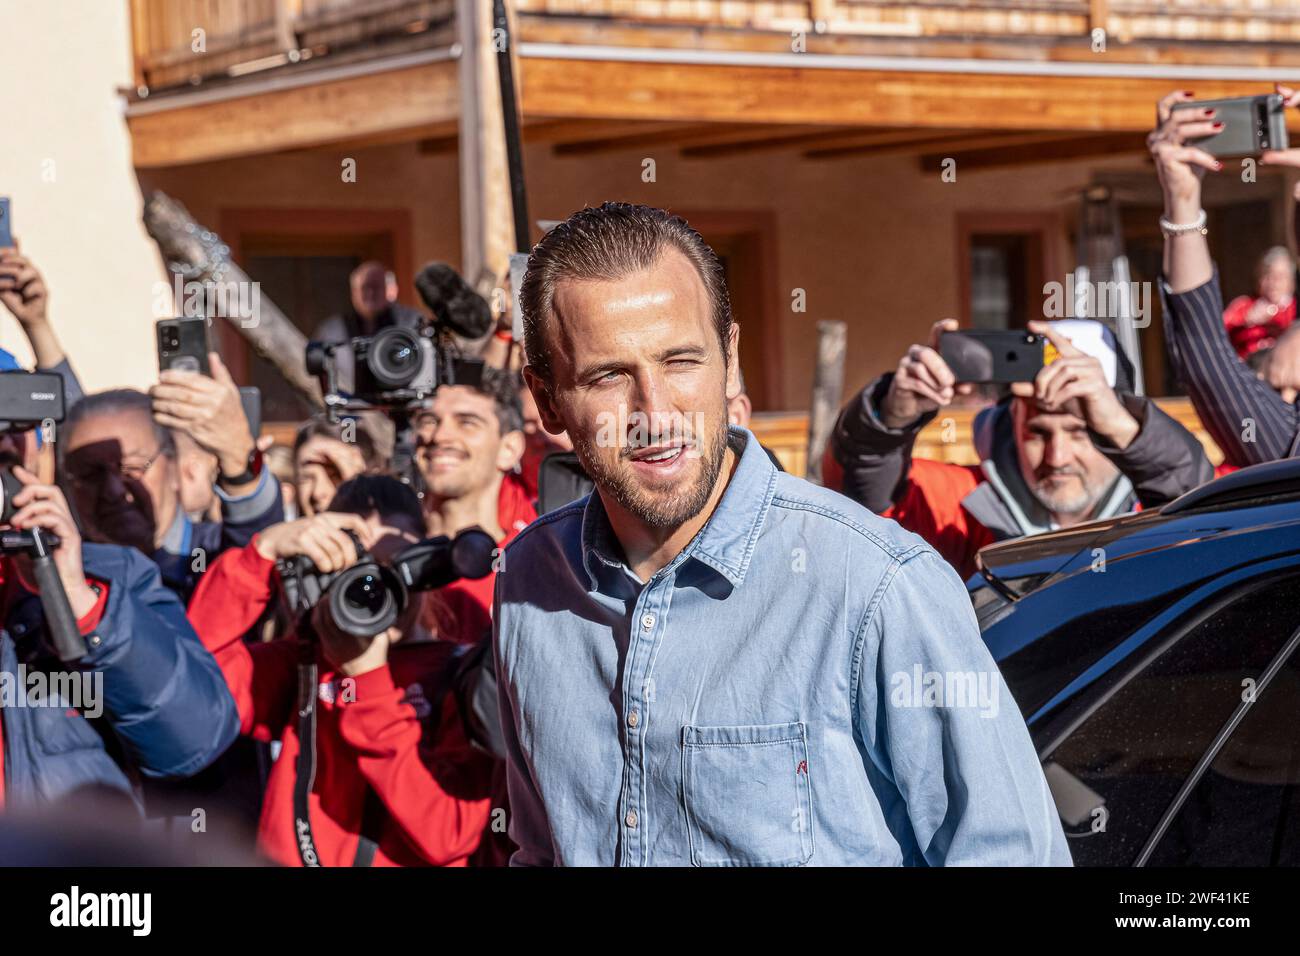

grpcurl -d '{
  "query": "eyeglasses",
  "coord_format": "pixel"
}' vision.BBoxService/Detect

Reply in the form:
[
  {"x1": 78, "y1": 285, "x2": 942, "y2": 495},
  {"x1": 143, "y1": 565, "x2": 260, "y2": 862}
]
[{"x1": 65, "y1": 448, "x2": 165, "y2": 486}]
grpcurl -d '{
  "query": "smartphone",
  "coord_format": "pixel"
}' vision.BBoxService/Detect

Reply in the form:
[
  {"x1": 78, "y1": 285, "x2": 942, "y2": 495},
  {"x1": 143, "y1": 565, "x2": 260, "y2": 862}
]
[
  {"x1": 157, "y1": 317, "x2": 211, "y2": 375},
  {"x1": 1171, "y1": 94, "x2": 1288, "y2": 158},
  {"x1": 238, "y1": 386, "x2": 262, "y2": 438},
  {"x1": 0, "y1": 198, "x2": 13, "y2": 249},
  {"x1": 940, "y1": 330, "x2": 1045, "y2": 384}
]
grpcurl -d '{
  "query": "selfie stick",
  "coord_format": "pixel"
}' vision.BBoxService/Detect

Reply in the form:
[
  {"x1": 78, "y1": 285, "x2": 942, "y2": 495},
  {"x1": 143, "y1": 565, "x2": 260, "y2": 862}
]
[{"x1": 28, "y1": 528, "x2": 89, "y2": 662}]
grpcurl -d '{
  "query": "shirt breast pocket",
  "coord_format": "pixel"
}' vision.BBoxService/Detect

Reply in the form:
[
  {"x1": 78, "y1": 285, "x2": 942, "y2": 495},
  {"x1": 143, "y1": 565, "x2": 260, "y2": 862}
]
[{"x1": 681, "y1": 721, "x2": 814, "y2": 867}]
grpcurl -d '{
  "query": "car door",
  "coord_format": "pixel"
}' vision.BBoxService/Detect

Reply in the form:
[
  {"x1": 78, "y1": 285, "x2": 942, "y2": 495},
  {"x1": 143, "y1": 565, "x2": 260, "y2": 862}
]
[{"x1": 1035, "y1": 571, "x2": 1300, "y2": 866}]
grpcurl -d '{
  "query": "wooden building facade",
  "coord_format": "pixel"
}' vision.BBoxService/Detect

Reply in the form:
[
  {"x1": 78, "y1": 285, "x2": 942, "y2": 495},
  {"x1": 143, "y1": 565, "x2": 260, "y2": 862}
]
[{"x1": 124, "y1": 0, "x2": 1300, "y2": 464}]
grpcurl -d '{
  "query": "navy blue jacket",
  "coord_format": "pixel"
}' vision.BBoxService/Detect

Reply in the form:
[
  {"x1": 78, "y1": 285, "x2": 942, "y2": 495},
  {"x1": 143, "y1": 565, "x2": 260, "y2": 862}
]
[{"x1": 0, "y1": 543, "x2": 239, "y2": 808}]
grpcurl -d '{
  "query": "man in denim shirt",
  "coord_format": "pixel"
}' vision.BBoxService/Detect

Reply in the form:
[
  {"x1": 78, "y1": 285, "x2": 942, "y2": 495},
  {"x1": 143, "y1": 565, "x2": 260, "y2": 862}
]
[{"x1": 495, "y1": 202, "x2": 1070, "y2": 867}]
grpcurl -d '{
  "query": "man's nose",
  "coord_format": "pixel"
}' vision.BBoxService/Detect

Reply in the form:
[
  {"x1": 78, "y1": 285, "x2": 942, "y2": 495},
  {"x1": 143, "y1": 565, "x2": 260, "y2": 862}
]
[
  {"x1": 1043, "y1": 437, "x2": 1072, "y2": 469},
  {"x1": 628, "y1": 368, "x2": 670, "y2": 415}
]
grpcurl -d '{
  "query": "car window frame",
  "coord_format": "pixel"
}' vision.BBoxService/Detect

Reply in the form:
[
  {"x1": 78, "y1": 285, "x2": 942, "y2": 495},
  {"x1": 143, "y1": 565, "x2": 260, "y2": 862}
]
[
  {"x1": 1033, "y1": 561, "x2": 1300, "y2": 866},
  {"x1": 1136, "y1": 616, "x2": 1300, "y2": 866}
]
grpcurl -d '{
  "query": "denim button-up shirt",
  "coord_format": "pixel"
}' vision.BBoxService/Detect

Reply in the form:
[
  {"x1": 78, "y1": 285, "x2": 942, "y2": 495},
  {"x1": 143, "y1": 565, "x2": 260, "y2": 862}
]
[{"x1": 494, "y1": 427, "x2": 1070, "y2": 866}]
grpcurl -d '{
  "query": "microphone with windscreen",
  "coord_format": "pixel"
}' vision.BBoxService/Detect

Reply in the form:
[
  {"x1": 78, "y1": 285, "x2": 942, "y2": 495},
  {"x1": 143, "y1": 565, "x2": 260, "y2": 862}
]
[{"x1": 414, "y1": 263, "x2": 494, "y2": 340}]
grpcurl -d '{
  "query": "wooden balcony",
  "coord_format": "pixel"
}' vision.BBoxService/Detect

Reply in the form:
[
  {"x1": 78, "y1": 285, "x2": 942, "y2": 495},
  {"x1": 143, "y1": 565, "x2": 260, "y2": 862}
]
[
  {"x1": 123, "y1": 0, "x2": 1300, "y2": 220},
  {"x1": 131, "y1": 0, "x2": 1300, "y2": 97},
  {"x1": 130, "y1": 0, "x2": 454, "y2": 91}
]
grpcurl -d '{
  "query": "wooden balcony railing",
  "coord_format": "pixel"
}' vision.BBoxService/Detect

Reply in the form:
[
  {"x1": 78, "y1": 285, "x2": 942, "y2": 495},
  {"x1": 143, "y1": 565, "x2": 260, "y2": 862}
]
[
  {"x1": 130, "y1": 0, "x2": 454, "y2": 92},
  {"x1": 130, "y1": 0, "x2": 1300, "y2": 94},
  {"x1": 514, "y1": 0, "x2": 1300, "y2": 44}
]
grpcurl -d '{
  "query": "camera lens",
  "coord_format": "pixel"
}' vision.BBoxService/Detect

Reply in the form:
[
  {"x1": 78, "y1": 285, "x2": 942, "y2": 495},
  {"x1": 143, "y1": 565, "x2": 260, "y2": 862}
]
[
  {"x1": 367, "y1": 327, "x2": 422, "y2": 389},
  {"x1": 326, "y1": 562, "x2": 402, "y2": 637},
  {"x1": 343, "y1": 572, "x2": 386, "y2": 616}
]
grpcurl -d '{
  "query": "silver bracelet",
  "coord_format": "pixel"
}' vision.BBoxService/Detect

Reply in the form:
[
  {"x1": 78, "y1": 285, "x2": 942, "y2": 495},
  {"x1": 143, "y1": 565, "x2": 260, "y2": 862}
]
[{"x1": 1159, "y1": 209, "x2": 1208, "y2": 237}]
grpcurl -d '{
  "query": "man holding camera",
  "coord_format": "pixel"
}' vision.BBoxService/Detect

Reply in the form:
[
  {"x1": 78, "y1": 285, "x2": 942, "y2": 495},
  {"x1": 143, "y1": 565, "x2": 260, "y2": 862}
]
[
  {"x1": 0, "y1": 386, "x2": 239, "y2": 811},
  {"x1": 495, "y1": 202, "x2": 1068, "y2": 866},
  {"x1": 186, "y1": 475, "x2": 498, "y2": 866},
  {"x1": 61, "y1": 354, "x2": 283, "y2": 601},
  {"x1": 824, "y1": 318, "x2": 1213, "y2": 580},
  {"x1": 313, "y1": 262, "x2": 426, "y2": 395}
]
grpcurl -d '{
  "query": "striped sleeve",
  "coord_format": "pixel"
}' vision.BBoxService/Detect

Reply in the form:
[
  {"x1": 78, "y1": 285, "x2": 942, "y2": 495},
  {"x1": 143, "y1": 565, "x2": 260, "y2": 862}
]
[{"x1": 1159, "y1": 272, "x2": 1299, "y2": 467}]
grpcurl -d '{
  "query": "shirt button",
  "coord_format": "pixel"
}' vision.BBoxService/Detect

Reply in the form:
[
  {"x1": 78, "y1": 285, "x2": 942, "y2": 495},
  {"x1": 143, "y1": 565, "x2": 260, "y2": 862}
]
[
  {"x1": 625, "y1": 811, "x2": 638, "y2": 828},
  {"x1": 628, "y1": 711, "x2": 639, "y2": 728},
  {"x1": 641, "y1": 614, "x2": 655, "y2": 630}
]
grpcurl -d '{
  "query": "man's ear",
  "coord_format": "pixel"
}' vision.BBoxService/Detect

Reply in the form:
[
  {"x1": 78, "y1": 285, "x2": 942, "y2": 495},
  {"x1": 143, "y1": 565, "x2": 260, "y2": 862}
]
[
  {"x1": 725, "y1": 323, "x2": 742, "y2": 402},
  {"x1": 523, "y1": 365, "x2": 566, "y2": 436},
  {"x1": 497, "y1": 428, "x2": 526, "y2": 474}
]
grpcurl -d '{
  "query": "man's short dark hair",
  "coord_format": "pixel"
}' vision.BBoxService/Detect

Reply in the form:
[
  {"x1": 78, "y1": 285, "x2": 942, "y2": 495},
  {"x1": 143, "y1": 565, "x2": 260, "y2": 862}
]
[
  {"x1": 519, "y1": 201, "x2": 733, "y2": 386},
  {"x1": 476, "y1": 367, "x2": 524, "y2": 435},
  {"x1": 328, "y1": 474, "x2": 422, "y2": 529},
  {"x1": 424, "y1": 369, "x2": 523, "y2": 436}
]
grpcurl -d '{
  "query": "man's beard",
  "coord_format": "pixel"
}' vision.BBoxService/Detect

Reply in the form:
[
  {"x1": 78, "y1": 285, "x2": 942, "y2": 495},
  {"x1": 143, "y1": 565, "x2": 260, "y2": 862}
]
[
  {"x1": 1030, "y1": 468, "x2": 1106, "y2": 518},
  {"x1": 574, "y1": 415, "x2": 728, "y2": 530}
]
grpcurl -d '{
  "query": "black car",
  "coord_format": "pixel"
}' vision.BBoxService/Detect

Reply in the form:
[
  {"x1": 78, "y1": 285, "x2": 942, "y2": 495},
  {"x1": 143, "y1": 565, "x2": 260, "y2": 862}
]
[{"x1": 970, "y1": 457, "x2": 1300, "y2": 866}]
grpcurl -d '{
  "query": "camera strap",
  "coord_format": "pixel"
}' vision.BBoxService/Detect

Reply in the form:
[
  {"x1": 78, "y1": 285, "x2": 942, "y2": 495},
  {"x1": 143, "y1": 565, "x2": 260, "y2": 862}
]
[
  {"x1": 293, "y1": 634, "x2": 323, "y2": 868},
  {"x1": 292, "y1": 627, "x2": 468, "y2": 867}
]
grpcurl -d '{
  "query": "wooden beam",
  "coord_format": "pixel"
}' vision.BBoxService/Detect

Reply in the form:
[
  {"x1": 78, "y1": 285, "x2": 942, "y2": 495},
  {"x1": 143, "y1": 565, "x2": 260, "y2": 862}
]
[
  {"x1": 682, "y1": 126, "x2": 962, "y2": 159},
  {"x1": 128, "y1": 59, "x2": 459, "y2": 167},
  {"x1": 520, "y1": 56, "x2": 1296, "y2": 133},
  {"x1": 808, "y1": 130, "x2": 1086, "y2": 161},
  {"x1": 552, "y1": 122, "x2": 811, "y2": 156},
  {"x1": 918, "y1": 132, "x2": 1146, "y2": 172},
  {"x1": 522, "y1": 118, "x2": 686, "y2": 145},
  {"x1": 455, "y1": 0, "x2": 516, "y2": 294}
]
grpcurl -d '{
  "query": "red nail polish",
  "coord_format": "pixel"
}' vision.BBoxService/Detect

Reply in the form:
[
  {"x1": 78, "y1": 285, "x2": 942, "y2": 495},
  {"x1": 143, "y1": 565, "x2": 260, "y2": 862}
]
[{"x1": 1184, "y1": 90, "x2": 1195, "y2": 96}]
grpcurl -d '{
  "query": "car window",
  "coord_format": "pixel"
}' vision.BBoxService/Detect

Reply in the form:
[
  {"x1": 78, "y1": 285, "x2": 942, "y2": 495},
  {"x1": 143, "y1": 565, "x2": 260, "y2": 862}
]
[
  {"x1": 1040, "y1": 573, "x2": 1300, "y2": 866},
  {"x1": 1146, "y1": 644, "x2": 1300, "y2": 866}
]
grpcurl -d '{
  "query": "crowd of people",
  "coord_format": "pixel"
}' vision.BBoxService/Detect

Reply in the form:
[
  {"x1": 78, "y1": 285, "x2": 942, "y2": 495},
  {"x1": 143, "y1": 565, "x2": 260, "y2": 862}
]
[{"x1": 0, "y1": 87, "x2": 1298, "y2": 866}]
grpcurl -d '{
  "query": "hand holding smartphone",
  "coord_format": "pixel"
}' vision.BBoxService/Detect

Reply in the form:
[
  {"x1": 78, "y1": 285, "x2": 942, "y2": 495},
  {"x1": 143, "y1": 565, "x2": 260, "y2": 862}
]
[
  {"x1": 939, "y1": 329, "x2": 1046, "y2": 384},
  {"x1": 1170, "y1": 93, "x2": 1288, "y2": 158}
]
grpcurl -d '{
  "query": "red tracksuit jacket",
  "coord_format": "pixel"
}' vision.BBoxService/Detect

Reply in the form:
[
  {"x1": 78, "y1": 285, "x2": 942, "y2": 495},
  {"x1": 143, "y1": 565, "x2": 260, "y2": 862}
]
[{"x1": 187, "y1": 540, "x2": 496, "y2": 867}]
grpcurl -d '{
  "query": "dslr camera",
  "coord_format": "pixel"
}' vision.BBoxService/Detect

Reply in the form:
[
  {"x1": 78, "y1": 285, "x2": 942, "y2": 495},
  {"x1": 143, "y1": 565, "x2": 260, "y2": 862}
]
[
  {"x1": 277, "y1": 527, "x2": 497, "y2": 641},
  {"x1": 305, "y1": 263, "x2": 494, "y2": 491}
]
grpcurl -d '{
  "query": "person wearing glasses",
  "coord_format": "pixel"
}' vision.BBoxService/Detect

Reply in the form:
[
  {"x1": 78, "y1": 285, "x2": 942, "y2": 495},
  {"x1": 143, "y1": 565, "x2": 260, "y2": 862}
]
[{"x1": 61, "y1": 353, "x2": 282, "y2": 602}]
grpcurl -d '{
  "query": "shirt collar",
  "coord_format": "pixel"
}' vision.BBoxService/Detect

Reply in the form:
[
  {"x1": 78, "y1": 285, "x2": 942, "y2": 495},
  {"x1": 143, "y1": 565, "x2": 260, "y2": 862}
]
[
  {"x1": 160, "y1": 508, "x2": 192, "y2": 557},
  {"x1": 579, "y1": 426, "x2": 777, "y2": 592}
]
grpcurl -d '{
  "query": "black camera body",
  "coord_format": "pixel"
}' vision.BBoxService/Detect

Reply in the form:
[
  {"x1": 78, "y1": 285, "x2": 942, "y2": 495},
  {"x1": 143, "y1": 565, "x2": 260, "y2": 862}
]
[
  {"x1": 0, "y1": 370, "x2": 64, "y2": 435},
  {"x1": 277, "y1": 528, "x2": 498, "y2": 641}
]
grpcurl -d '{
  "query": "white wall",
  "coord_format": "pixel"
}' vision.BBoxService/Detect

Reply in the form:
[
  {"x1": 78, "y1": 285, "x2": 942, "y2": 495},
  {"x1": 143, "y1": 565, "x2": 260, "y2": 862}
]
[{"x1": 0, "y1": 0, "x2": 167, "y2": 390}]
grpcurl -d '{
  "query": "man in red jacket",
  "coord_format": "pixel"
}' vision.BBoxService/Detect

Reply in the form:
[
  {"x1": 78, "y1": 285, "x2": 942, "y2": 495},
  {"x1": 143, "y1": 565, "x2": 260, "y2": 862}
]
[{"x1": 187, "y1": 475, "x2": 498, "y2": 867}]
